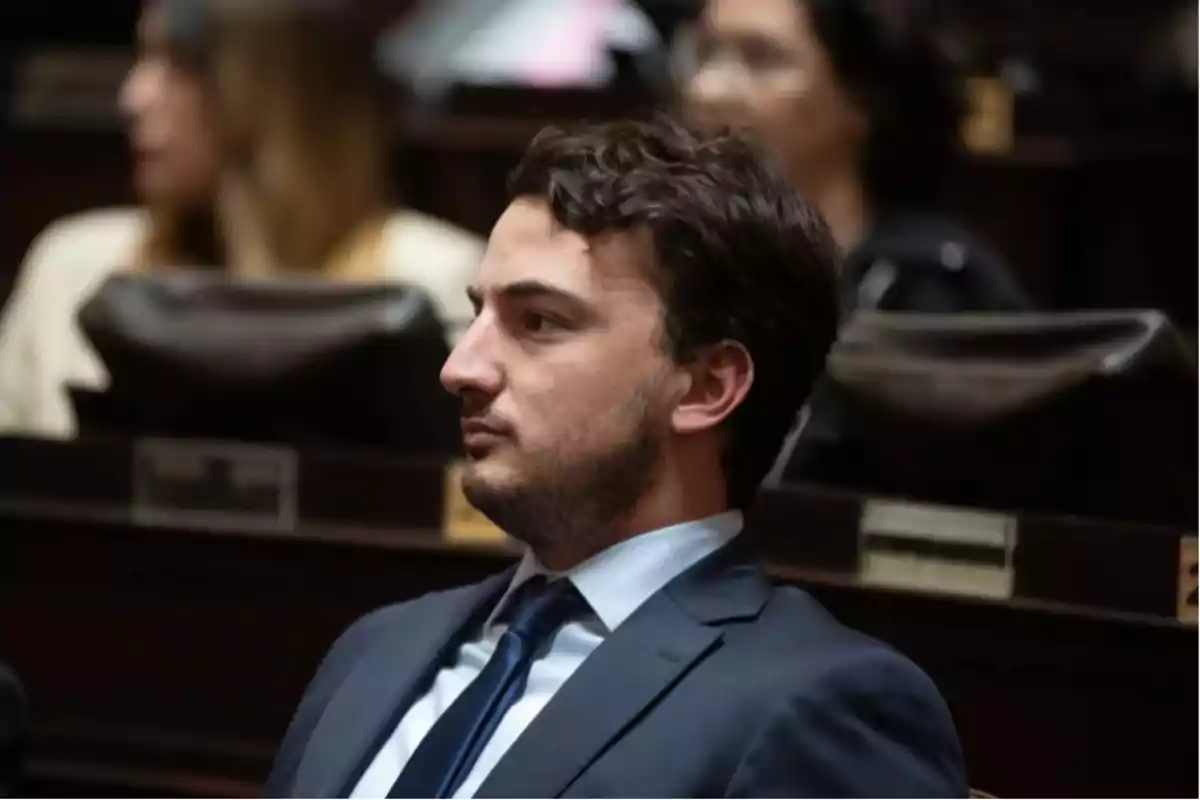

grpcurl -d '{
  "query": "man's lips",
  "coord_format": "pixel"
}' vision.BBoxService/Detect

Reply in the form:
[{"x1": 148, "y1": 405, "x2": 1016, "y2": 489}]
[
  {"x1": 461, "y1": 419, "x2": 506, "y2": 436},
  {"x1": 461, "y1": 419, "x2": 509, "y2": 454}
]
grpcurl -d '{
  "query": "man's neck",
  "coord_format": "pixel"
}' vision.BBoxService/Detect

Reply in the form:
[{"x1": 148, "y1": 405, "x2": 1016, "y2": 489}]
[{"x1": 533, "y1": 472, "x2": 730, "y2": 572}]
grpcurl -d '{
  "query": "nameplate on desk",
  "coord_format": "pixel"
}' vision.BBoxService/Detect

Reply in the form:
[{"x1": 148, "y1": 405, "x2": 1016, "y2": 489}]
[
  {"x1": 132, "y1": 439, "x2": 297, "y2": 533},
  {"x1": 1177, "y1": 536, "x2": 1197, "y2": 624},
  {"x1": 11, "y1": 49, "x2": 132, "y2": 127},
  {"x1": 858, "y1": 499, "x2": 1016, "y2": 600},
  {"x1": 442, "y1": 462, "x2": 509, "y2": 548}
]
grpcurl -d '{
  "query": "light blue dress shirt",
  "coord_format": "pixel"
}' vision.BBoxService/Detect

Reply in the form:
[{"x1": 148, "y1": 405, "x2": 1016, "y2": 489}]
[{"x1": 350, "y1": 511, "x2": 743, "y2": 798}]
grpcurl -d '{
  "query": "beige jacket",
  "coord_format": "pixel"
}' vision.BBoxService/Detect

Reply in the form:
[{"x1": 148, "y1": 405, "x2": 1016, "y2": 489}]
[{"x1": 0, "y1": 208, "x2": 484, "y2": 439}]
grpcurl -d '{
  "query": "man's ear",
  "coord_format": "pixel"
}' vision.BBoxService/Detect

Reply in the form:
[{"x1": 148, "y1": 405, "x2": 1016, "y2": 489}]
[{"x1": 671, "y1": 340, "x2": 755, "y2": 435}]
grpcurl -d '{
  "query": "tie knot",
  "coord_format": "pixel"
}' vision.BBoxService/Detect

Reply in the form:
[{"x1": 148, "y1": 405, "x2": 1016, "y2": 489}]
[{"x1": 503, "y1": 576, "x2": 584, "y2": 645}]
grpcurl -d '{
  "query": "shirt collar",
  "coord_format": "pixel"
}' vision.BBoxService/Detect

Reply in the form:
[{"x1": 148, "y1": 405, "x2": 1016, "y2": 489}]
[{"x1": 487, "y1": 511, "x2": 743, "y2": 632}]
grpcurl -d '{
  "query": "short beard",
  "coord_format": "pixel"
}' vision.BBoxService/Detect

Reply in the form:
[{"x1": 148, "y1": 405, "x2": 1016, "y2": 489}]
[{"x1": 462, "y1": 396, "x2": 663, "y2": 566}]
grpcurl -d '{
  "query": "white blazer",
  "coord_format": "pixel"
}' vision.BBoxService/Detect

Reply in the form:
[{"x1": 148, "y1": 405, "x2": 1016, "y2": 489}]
[{"x1": 0, "y1": 208, "x2": 484, "y2": 439}]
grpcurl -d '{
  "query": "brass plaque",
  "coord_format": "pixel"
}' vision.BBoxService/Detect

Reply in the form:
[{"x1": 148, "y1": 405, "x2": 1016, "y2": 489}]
[
  {"x1": 1178, "y1": 537, "x2": 1197, "y2": 624},
  {"x1": 442, "y1": 462, "x2": 509, "y2": 547},
  {"x1": 962, "y1": 76, "x2": 1014, "y2": 155}
]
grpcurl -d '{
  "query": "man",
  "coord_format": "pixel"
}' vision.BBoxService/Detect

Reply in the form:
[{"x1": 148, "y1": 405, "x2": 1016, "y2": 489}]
[
  {"x1": 265, "y1": 117, "x2": 966, "y2": 798},
  {"x1": 0, "y1": 663, "x2": 27, "y2": 797}
]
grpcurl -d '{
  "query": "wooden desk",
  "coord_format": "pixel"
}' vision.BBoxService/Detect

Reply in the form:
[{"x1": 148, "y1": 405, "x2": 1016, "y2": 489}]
[{"x1": 1, "y1": 437, "x2": 1195, "y2": 797}]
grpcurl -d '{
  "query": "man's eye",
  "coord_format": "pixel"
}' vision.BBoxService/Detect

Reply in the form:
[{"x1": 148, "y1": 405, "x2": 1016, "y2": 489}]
[{"x1": 524, "y1": 312, "x2": 565, "y2": 334}]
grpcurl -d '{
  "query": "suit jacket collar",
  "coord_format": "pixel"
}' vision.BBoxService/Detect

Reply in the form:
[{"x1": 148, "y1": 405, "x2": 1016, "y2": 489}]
[
  {"x1": 295, "y1": 568, "x2": 516, "y2": 798},
  {"x1": 295, "y1": 538, "x2": 772, "y2": 799},
  {"x1": 488, "y1": 511, "x2": 745, "y2": 632},
  {"x1": 476, "y1": 537, "x2": 771, "y2": 798},
  {"x1": 664, "y1": 534, "x2": 772, "y2": 625}
]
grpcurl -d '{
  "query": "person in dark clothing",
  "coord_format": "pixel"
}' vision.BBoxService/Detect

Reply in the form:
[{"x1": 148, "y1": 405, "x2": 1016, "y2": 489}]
[
  {"x1": 678, "y1": 0, "x2": 1033, "y2": 487},
  {"x1": 680, "y1": 0, "x2": 1032, "y2": 315},
  {"x1": 0, "y1": 664, "x2": 26, "y2": 798}
]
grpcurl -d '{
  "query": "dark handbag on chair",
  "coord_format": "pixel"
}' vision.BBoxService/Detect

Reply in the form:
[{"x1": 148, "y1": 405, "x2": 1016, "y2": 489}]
[
  {"x1": 778, "y1": 310, "x2": 1197, "y2": 527},
  {"x1": 72, "y1": 270, "x2": 461, "y2": 455}
]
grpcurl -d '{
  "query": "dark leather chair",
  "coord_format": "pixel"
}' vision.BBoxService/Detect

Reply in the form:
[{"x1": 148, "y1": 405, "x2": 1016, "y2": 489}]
[
  {"x1": 0, "y1": 663, "x2": 27, "y2": 798},
  {"x1": 70, "y1": 271, "x2": 462, "y2": 456},
  {"x1": 775, "y1": 310, "x2": 1197, "y2": 527}
]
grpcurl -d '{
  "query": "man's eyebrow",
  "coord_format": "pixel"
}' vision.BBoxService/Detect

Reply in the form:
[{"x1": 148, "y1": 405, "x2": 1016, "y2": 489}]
[{"x1": 468, "y1": 281, "x2": 591, "y2": 308}]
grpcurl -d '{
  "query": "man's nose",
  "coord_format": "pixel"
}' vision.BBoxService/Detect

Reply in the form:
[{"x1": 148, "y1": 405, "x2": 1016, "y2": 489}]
[{"x1": 440, "y1": 316, "x2": 503, "y2": 400}]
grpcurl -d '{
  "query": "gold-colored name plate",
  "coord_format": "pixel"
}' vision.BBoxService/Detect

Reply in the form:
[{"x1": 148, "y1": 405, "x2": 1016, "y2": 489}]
[
  {"x1": 442, "y1": 461, "x2": 510, "y2": 548},
  {"x1": 962, "y1": 76, "x2": 1014, "y2": 155},
  {"x1": 1177, "y1": 536, "x2": 1197, "y2": 624}
]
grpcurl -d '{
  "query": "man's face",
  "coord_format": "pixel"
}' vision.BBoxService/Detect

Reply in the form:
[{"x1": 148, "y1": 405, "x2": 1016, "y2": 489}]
[{"x1": 441, "y1": 198, "x2": 681, "y2": 559}]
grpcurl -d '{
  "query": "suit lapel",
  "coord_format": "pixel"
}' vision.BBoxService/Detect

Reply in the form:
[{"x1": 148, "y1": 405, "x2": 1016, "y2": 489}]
[
  {"x1": 296, "y1": 570, "x2": 514, "y2": 798},
  {"x1": 476, "y1": 540, "x2": 771, "y2": 799}
]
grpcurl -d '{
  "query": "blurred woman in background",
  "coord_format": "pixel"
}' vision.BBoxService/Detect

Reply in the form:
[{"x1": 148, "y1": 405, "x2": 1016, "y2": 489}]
[
  {"x1": 681, "y1": 0, "x2": 1031, "y2": 315},
  {"x1": 680, "y1": 0, "x2": 1034, "y2": 486},
  {"x1": 0, "y1": 0, "x2": 483, "y2": 438}
]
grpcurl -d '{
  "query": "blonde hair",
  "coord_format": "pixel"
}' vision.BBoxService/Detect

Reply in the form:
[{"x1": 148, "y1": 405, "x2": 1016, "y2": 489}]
[{"x1": 139, "y1": 0, "x2": 390, "y2": 278}]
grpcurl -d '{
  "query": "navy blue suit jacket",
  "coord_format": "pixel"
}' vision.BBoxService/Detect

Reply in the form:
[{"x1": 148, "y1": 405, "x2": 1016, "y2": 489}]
[{"x1": 266, "y1": 542, "x2": 967, "y2": 797}]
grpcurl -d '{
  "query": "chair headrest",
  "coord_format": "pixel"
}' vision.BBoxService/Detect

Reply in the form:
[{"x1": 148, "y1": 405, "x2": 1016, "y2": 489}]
[
  {"x1": 828, "y1": 309, "x2": 1192, "y2": 424},
  {"x1": 786, "y1": 310, "x2": 1196, "y2": 526},
  {"x1": 73, "y1": 270, "x2": 461, "y2": 454}
]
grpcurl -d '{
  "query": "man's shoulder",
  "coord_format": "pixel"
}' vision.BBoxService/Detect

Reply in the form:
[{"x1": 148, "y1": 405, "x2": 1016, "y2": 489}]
[
  {"x1": 290, "y1": 579, "x2": 498, "y2": 721},
  {"x1": 710, "y1": 586, "x2": 966, "y2": 797},
  {"x1": 325, "y1": 581, "x2": 491, "y2": 662},
  {"x1": 733, "y1": 584, "x2": 943, "y2": 703}
]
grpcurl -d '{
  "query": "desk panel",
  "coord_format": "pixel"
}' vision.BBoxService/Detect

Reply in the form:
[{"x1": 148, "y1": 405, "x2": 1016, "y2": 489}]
[
  {"x1": 4, "y1": 510, "x2": 1195, "y2": 797},
  {"x1": 1, "y1": 438, "x2": 1195, "y2": 797}
]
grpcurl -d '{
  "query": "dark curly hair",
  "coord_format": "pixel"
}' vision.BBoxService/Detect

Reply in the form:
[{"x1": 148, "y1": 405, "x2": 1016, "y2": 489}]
[
  {"x1": 508, "y1": 115, "x2": 840, "y2": 509},
  {"x1": 804, "y1": 0, "x2": 967, "y2": 209}
]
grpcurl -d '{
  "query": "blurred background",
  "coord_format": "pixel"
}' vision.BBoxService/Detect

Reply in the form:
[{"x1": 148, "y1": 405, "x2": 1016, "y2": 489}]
[
  {"x1": 0, "y1": 0, "x2": 1196, "y2": 328},
  {"x1": 0, "y1": 2, "x2": 1195, "y2": 798}
]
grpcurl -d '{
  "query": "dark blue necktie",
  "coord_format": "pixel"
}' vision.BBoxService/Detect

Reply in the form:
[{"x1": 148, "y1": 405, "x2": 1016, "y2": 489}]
[{"x1": 387, "y1": 576, "x2": 583, "y2": 799}]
